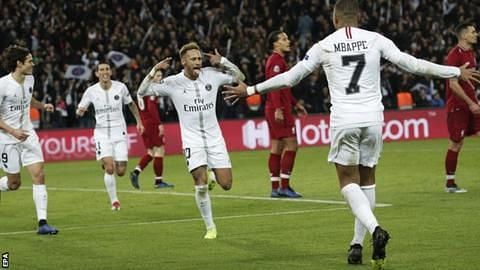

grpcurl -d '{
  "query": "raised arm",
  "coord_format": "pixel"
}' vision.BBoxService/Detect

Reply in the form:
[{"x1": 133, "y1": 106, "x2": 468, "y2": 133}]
[
  {"x1": 137, "y1": 57, "x2": 172, "y2": 97},
  {"x1": 205, "y1": 49, "x2": 245, "y2": 81}
]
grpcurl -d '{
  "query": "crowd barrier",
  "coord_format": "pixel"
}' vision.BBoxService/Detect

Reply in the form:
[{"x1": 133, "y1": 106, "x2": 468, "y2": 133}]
[{"x1": 37, "y1": 108, "x2": 448, "y2": 162}]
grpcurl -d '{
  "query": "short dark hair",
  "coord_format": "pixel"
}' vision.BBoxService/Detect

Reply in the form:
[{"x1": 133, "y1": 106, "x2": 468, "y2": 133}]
[
  {"x1": 95, "y1": 61, "x2": 111, "y2": 71},
  {"x1": 455, "y1": 21, "x2": 476, "y2": 38},
  {"x1": 179, "y1": 42, "x2": 201, "y2": 58},
  {"x1": 2, "y1": 45, "x2": 30, "y2": 72},
  {"x1": 266, "y1": 30, "x2": 283, "y2": 52},
  {"x1": 334, "y1": 0, "x2": 359, "y2": 19}
]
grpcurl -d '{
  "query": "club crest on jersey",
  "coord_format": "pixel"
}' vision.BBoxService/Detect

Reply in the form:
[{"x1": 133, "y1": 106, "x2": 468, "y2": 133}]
[
  {"x1": 114, "y1": 95, "x2": 120, "y2": 100},
  {"x1": 304, "y1": 54, "x2": 309, "y2": 60},
  {"x1": 273, "y1": 65, "x2": 280, "y2": 73},
  {"x1": 205, "y1": 84, "x2": 212, "y2": 91}
]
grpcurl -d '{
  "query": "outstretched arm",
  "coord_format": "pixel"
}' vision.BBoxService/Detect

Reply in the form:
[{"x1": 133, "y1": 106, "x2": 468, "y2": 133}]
[
  {"x1": 223, "y1": 62, "x2": 312, "y2": 100},
  {"x1": 205, "y1": 49, "x2": 246, "y2": 81},
  {"x1": 381, "y1": 37, "x2": 480, "y2": 83}
]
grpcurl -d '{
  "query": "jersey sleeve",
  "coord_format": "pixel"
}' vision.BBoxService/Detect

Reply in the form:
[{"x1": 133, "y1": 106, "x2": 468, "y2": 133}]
[
  {"x1": 210, "y1": 68, "x2": 235, "y2": 86},
  {"x1": 150, "y1": 78, "x2": 173, "y2": 96},
  {"x1": 78, "y1": 89, "x2": 92, "y2": 109},
  {"x1": 121, "y1": 83, "x2": 133, "y2": 105},
  {"x1": 266, "y1": 58, "x2": 286, "y2": 109},
  {"x1": 301, "y1": 42, "x2": 326, "y2": 72},
  {"x1": 379, "y1": 35, "x2": 460, "y2": 78}
]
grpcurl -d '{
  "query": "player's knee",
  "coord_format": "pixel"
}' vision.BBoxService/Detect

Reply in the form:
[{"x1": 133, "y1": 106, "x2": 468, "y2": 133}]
[
  {"x1": 104, "y1": 167, "x2": 115, "y2": 175},
  {"x1": 117, "y1": 169, "x2": 126, "y2": 177},
  {"x1": 8, "y1": 179, "x2": 21, "y2": 190},
  {"x1": 219, "y1": 179, "x2": 232, "y2": 191}
]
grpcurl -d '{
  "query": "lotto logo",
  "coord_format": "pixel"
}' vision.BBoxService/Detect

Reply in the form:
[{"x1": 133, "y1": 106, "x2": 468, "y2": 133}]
[
  {"x1": 2, "y1": 252, "x2": 9, "y2": 268},
  {"x1": 241, "y1": 120, "x2": 269, "y2": 149}
]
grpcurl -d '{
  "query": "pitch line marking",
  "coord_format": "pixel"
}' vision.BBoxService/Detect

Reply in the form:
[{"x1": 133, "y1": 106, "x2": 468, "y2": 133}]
[
  {"x1": 0, "y1": 207, "x2": 347, "y2": 236},
  {"x1": 45, "y1": 187, "x2": 393, "y2": 207}
]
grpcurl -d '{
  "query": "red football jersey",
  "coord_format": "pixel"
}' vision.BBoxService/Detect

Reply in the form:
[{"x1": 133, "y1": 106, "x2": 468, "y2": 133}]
[
  {"x1": 139, "y1": 96, "x2": 161, "y2": 125},
  {"x1": 265, "y1": 52, "x2": 297, "y2": 111},
  {"x1": 445, "y1": 46, "x2": 478, "y2": 111}
]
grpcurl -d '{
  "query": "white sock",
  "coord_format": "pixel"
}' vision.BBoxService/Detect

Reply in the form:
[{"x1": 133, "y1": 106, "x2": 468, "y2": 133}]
[
  {"x1": 0, "y1": 176, "x2": 9, "y2": 191},
  {"x1": 351, "y1": 184, "x2": 376, "y2": 246},
  {"x1": 341, "y1": 183, "x2": 378, "y2": 234},
  {"x1": 32, "y1": 184, "x2": 48, "y2": 221},
  {"x1": 104, "y1": 173, "x2": 118, "y2": 204},
  {"x1": 195, "y1": 185, "x2": 215, "y2": 230}
]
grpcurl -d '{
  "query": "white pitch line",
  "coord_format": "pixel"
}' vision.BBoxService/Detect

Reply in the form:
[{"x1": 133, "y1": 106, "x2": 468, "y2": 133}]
[
  {"x1": 45, "y1": 187, "x2": 392, "y2": 207},
  {"x1": 0, "y1": 207, "x2": 347, "y2": 236}
]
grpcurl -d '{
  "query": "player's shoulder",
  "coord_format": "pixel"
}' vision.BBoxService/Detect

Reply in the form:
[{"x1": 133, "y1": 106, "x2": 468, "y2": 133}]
[
  {"x1": 162, "y1": 72, "x2": 182, "y2": 84},
  {"x1": 446, "y1": 45, "x2": 461, "y2": 57},
  {"x1": 25, "y1": 75, "x2": 35, "y2": 83},
  {"x1": 266, "y1": 52, "x2": 285, "y2": 65},
  {"x1": 201, "y1": 66, "x2": 222, "y2": 74},
  {"x1": 85, "y1": 82, "x2": 100, "y2": 92},
  {"x1": 0, "y1": 74, "x2": 11, "y2": 86},
  {"x1": 111, "y1": 80, "x2": 127, "y2": 89}
]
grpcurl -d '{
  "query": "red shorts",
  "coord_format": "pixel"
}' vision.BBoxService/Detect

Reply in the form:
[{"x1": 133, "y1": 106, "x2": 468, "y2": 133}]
[
  {"x1": 141, "y1": 122, "x2": 164, "y2": 148},
  {"x1": 447, "y1": 108, "x2": 480, "y2": 142},
  {"x1": 265, "y1": 109, "x2": 296, "y2": 139}
]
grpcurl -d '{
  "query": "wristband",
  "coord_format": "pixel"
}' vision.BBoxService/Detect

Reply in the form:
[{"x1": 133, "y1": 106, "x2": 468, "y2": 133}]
[{"x1": 246, "y1": 86, "x2": 256, "y2": 96}]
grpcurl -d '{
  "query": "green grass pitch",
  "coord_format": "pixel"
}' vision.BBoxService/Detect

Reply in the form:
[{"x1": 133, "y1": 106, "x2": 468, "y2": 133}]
[{"x1": 0, "y1": 138, "x2": 479, "y2": 270}]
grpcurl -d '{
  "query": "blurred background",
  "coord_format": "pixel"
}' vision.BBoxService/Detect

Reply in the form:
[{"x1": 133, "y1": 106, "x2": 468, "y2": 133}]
[{"x1": 1, "y1": 0, "x2": 479, "y2": 129}]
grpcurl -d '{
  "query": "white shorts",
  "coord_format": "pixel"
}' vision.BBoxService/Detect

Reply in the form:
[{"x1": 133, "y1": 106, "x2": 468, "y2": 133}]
[
  {"x1": 0, "y1": 133, "x2": 44, "y2": 174},
  {"x1": 328, "y1": 125, "x2": 383, "y2": 167},
  {"x1": 94, "y1": 138, "x2": 128, "y2": 161},
  {"x1": 183, "y1": 144, "x2": 232, "y2": 172}
]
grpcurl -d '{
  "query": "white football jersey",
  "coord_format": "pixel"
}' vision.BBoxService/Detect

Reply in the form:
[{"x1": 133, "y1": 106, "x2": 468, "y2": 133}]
[
  {"x1": 0, "y1": 74, "x2": 35, "y2": 143},
  {"x1": 301, "y1": 27, "x2": 457, "y2": 128},
  {"x1": 78, "y1": 80, "x2": 132, "y2": 140},
  {"x1": 148, "y1": 68, "x2": 235, "y2": 148}
]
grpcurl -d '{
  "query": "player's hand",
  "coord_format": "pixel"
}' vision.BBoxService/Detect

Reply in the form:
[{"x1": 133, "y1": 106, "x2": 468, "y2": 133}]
[
  {"x1": 158, "y1": 124, "x2": 164, "y2": 136},
  {"x1": 468, "y1": 103, "x2": 480, "y2": 114},
  {"x1": 274, "y1": 108, "x2": 284, "y2": 122},
  {"x1": 458, "y1": 62, "x2": 480, "y2": 89},
  {"x1": 204, "y1": 49, "x2": 222, "y2": 67},
  {"x1": 137, "y1": 123, "x2": 145, "y2": 135},
  {"x1": 223, "y1": 81, "x2": 249, "y2": 101},
  {"x1": 154, "y1": 57, "x2": 172, "y2": 72},
  {"x1": 10, "y1": 129, "x2": 29, "y2": 142},
  {"x1": 294, "y1": 102, "x2": 308, "y2": 118},
  {"x1": 43, "y1": 103, "x2": 54, "y2": 112},
  {"x1": 76, "y1": 107, "x2": 87, "y2": 117}
]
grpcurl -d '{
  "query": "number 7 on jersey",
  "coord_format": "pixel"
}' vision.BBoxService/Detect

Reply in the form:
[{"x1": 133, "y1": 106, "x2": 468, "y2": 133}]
[{"x1": 342, "y1": 54, "x2": 365, "y2": 95}]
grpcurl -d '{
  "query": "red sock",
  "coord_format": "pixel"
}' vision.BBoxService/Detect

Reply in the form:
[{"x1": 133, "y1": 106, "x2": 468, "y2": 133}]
[
  {"x1": 445, "y1": 149, "x2": 458, "y2": 185},
  {"x1": 138, "y1": 154, "x2": 153, "y2": 171},
  {"x1": 281, "y1": 150, "x2": 297, "y2": 189},
  {"x1": 268, "y1": 153, "x2": 281, "y2": 190},
  {"x1": 153, "y1": 157, "x2": 164, "y2": 178}
]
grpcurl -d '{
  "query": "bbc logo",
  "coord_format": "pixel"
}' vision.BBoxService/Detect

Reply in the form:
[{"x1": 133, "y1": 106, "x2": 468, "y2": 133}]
[{"x1": 1, "y1": 252, "x2": 8, "y2": 269}]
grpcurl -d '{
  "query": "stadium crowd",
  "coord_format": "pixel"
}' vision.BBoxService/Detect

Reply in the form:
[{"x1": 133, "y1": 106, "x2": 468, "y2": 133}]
[{"x1": 1, "y1": 0, "x2": 479, "y2": 129}]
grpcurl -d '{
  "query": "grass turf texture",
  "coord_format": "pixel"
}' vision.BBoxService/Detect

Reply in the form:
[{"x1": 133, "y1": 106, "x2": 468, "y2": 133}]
[{"x1": 0, "y1": 138, "x2": 479, "y2": 270}]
